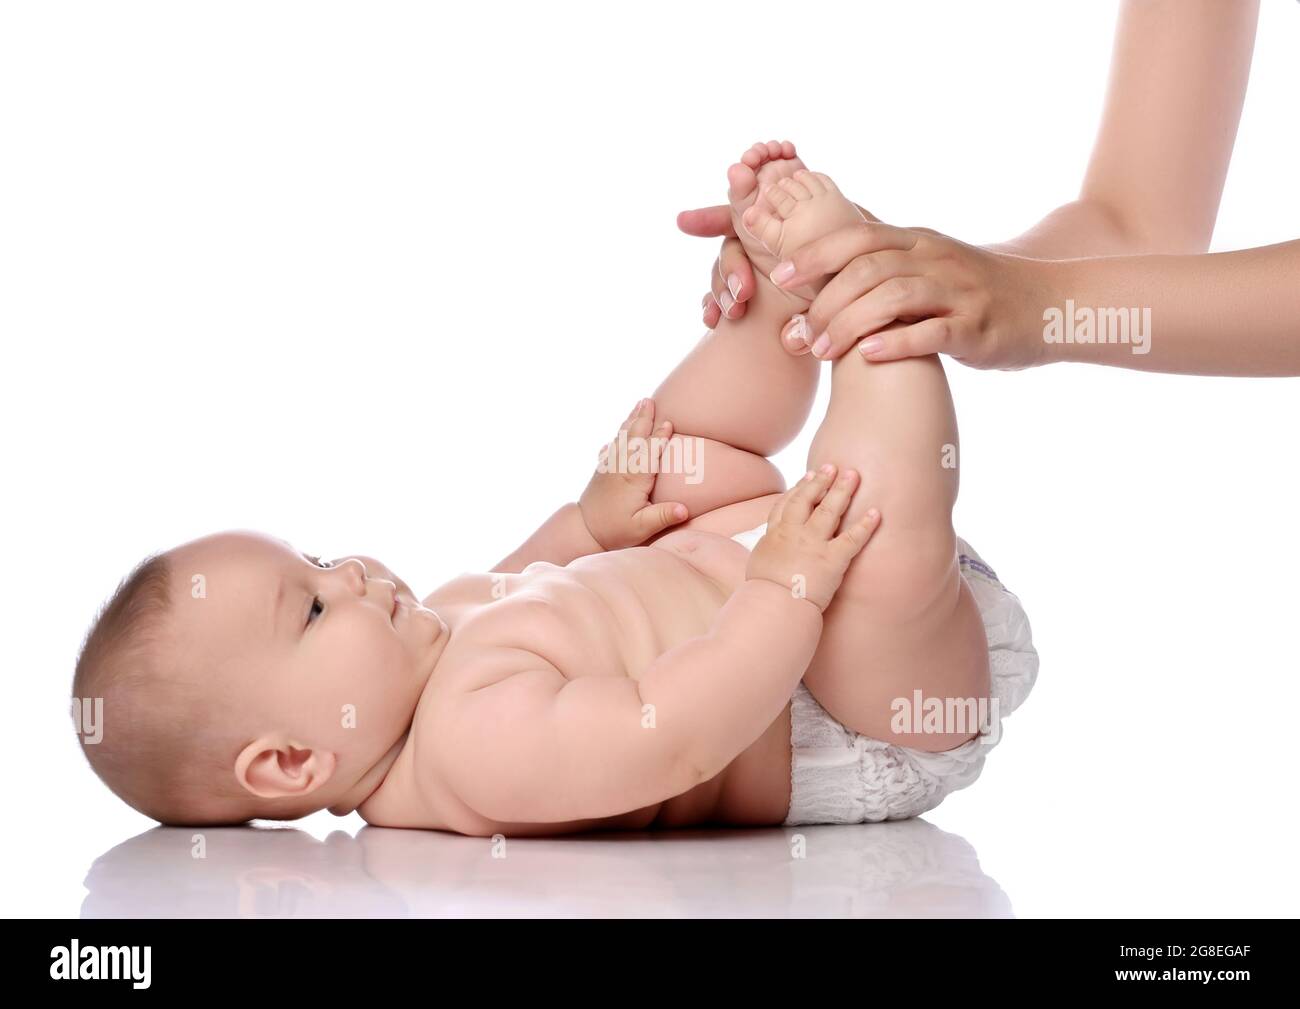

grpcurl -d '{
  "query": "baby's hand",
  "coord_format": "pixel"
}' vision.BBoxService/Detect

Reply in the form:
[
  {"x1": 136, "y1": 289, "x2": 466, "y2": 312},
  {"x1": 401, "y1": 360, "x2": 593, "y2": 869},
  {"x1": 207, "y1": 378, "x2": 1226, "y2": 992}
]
[
  {"x1": 747, "y1": 465, "x2": 880, "y2": 611},
  {"x1": 578, "y1": 398, "x2": 690, "y2": 550}
]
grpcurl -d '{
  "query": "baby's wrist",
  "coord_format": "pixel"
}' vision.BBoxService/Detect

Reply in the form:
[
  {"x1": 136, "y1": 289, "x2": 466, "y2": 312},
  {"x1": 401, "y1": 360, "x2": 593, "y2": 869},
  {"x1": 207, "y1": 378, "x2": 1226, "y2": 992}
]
[
  {"x1": 744, "y1": 571, "x2": 827, "y2": 615},
  {"x1": 574, "y1": 500, "x2": 614, "y2": 551}
]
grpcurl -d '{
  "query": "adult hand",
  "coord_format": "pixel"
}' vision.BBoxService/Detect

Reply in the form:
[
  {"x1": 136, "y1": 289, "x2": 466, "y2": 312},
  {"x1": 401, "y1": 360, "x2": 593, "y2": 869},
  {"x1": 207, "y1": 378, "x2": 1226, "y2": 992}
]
[
  {"x1": 768, "y1": 221, "x2": 1054, "y2": 370},
  {"x1": 676, "y1": 204, "x2": 756, "y2": 328}
]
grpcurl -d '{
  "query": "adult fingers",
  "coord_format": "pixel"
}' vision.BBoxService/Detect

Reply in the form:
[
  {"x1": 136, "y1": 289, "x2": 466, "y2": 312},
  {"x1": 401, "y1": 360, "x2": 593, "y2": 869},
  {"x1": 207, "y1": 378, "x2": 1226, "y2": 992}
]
[
  {"x1": 768, "y1": 220, "x2": 918, "y2": 290},
  {"x1": 856, "y1": 316, "x2": 958, "y2": 362},
  {"x1": 809, "y1": 276, "x2": 950, "y2": 360},
  {"x1": 780, "y1": 316, "x2": 814, "y2": 355},
  {"x1": 707, "y1": 238, "x2": 754, "y2": 320},
  {"x1": 701, "y1": 292, "x2": 721, "y2": 328},
  {"x1": 676, "y1": 204, "x2": 736, "y2": 238},
  {"x1": 802, "y1": 250, "x2": 916, "y2": 345}
]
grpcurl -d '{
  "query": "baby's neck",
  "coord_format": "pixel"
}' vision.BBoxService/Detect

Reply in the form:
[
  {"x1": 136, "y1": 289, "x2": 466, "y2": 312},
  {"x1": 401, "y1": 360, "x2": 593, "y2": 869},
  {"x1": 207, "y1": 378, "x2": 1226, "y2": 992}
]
[{"x1": 327, "y1": 736, "x2": 406, "y2": 817}]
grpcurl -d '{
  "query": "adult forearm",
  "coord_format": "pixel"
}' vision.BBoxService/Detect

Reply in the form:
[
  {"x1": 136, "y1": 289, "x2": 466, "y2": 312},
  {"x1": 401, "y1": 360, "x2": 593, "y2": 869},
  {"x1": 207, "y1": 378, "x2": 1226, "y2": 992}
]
[{"x1": 1041, "y1": 240, "x2": 1300, "y2": 376}]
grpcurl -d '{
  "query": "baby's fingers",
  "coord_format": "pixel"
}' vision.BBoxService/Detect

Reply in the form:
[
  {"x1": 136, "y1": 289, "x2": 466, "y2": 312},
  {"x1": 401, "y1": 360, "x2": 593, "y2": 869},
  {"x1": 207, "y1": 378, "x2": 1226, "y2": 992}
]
[
  {"x1": 626, "y1": 398, "x2": 659, "y2": 441},
  {"x1": 783, "y1": 464, "x2": 837, "y2": 524},
  {"x1": 832, "y1": 508, "x2": 882, "y2": 560},
  {"x1": 808, "y1": 468, "x2": 860, "y2": 537},
  {"x1": 632, "y1": 501, "x2": 689, "y2": 541}
]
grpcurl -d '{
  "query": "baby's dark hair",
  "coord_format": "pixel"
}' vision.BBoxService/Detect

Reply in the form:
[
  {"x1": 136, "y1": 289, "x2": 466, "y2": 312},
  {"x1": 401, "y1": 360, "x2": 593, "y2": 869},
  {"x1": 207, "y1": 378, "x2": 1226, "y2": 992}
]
[{"x1": 72, "y1": 552, "x2": 258, "y2": 825}]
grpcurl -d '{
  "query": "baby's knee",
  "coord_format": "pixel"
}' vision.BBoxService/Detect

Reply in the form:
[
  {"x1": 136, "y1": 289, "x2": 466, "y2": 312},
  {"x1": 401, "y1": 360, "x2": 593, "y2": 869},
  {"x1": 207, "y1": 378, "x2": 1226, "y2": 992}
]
[{"x1": 836, "y1": 523, "x2": 960, "y2": 624}]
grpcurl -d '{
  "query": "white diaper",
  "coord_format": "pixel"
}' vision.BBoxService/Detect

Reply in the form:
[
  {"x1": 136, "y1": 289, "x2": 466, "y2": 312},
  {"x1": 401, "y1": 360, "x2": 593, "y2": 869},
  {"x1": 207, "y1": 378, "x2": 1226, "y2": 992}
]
[{"x1": 729, "y1": 524, "x2": 1038, "y2": 824}]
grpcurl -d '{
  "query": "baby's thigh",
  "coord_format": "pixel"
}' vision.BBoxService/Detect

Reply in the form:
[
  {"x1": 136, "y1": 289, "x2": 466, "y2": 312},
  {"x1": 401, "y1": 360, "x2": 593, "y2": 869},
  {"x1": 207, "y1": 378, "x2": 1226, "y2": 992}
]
[
  {"x1": 649, "y1": 435, "x2": 785, "y2": 520},
  {"x1": 805, "y1": 561, "x2": 990, "y2": 753}
]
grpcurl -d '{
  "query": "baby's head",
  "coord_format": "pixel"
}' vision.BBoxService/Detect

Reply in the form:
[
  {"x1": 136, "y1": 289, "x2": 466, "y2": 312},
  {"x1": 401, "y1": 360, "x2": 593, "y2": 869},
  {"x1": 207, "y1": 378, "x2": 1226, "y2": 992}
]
[{"x1": 72, "y1": 531, "x2": 447, "y2": 825}]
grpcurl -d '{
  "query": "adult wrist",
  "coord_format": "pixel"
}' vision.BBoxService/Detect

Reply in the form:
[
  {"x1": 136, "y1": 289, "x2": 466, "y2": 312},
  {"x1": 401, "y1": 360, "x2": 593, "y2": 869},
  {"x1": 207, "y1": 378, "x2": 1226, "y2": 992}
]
[{"x1": 1014, "y1": 257, "x2": 1077, "y2": 368}]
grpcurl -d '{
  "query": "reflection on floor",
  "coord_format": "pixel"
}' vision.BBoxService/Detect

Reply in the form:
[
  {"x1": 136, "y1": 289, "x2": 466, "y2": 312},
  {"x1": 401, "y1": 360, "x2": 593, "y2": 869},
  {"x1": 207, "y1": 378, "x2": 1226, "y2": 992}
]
[{"x1": 81, "y1": 818, "x2": 1012, "y2": 918}]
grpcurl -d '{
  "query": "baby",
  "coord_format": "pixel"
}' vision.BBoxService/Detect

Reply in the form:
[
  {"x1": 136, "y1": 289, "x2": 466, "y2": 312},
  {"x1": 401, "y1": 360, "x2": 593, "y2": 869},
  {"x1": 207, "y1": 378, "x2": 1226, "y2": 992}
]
[{"x1": 72, "y1": 141, "x2": 1037, "y2": 836}]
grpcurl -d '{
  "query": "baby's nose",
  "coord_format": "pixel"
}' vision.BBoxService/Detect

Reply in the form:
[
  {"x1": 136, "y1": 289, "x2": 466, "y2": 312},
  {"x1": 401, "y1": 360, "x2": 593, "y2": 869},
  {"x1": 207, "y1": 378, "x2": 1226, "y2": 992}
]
[{"x1": 339, "y1": 557, "x2": 368, "y2": 592}]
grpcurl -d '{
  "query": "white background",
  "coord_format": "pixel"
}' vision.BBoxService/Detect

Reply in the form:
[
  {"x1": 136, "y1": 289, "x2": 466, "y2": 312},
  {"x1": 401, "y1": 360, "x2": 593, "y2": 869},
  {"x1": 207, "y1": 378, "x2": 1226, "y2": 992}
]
[{"x1": 2, "y1": 0, "x2": 1298, "y2": 917}]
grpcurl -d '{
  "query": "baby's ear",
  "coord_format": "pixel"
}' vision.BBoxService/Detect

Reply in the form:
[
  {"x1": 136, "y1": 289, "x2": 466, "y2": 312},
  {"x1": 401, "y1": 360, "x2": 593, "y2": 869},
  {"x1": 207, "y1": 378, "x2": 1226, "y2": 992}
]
[{"x1": 235, "y1": 737, "x2": 336, "y2": 800}]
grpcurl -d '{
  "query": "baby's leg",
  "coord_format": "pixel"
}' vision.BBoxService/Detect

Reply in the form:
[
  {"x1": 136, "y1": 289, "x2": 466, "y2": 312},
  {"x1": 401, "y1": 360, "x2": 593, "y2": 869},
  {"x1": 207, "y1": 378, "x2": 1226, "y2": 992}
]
[
  {"x1": 650, "y1": 142, "x2": 862, "y2": 517},
  {"x1": 649, "y1": 275, "x2": 816, "y2": 515},
  {"x1": 804, "y1": 350, "x2": 990, "y2": 752},
  {"x1": 728, "y1": 160, "x2": 989, "y2": 750}
]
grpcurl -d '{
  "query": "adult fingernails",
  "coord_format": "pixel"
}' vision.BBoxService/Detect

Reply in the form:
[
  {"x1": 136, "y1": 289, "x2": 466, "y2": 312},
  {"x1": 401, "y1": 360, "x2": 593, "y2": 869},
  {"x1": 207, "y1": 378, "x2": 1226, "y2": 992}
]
[
  {"x1": 859, "y1": 336, "x2": 885, "y2": 356},
  {"x1": 727, "y1": 273, "x2": 742, "y2": 300},
  {"x1": 719, "y1": 290, "x2": 736, "y2": 316},
  {"x1": 812, "y1": 334, "x2": 831, "y2": 357},
  {"x1": 770, "y1": 261, "x2": 795, "y2": 285},
  {"x1": 788, "y1": 314, "x2": 808, "y2": 347}
]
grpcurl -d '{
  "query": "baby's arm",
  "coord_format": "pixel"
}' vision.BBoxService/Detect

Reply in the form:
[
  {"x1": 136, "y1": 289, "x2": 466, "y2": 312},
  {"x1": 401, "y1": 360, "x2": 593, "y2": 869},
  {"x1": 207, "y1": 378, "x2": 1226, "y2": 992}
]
[
  {"x1": 436, "y1": 470, "x2": 877, "y2": 823},
  {"x1": 492, "y1": 503, "x2": 603, "y2": 574},
  {"x1": 433, "y1": 581, "x2": 818, "y2": 822},
  {"x1": 492, "y1": 400, "x2": 690, "y2": 572}
]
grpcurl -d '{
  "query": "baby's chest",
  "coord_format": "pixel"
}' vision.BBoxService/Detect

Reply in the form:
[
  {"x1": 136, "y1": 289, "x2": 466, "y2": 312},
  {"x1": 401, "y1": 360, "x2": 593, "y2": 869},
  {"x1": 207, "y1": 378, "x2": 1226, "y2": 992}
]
[{"x1": 458, "y1": 557, "x2": 729, "y2": 682}]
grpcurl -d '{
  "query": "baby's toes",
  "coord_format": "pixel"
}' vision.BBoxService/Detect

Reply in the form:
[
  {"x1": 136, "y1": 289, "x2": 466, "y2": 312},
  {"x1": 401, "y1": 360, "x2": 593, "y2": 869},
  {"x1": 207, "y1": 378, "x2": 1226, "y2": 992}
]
[
  {"x1": 777, "y1": 175, "x2": 815, "y2": 206},
  {"x1": 727, "y1": 161, "x2": 759, "y2": 204},
  {"x1": 761, "y1": 181, "x2": 801, "y2": 219},
  {"x1": 741, "y1": 203, "x2": 784, "y2": 254},
  {"x1": 754, "y1": 183, "x2": 790, "y2": 221},
  {"x1": 793, "y1": 169, "x2": 826, "y2": 195},
  {"x1": 740, "y1": 142, "x2": 770, "y2": 169}
]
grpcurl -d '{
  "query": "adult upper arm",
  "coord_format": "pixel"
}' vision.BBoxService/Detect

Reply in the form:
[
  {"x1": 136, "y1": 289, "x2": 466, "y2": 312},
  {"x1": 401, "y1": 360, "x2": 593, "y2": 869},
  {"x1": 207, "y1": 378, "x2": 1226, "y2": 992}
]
[{"x1": 1082, "y1": 0, "x2": 1259, "y2": 253}]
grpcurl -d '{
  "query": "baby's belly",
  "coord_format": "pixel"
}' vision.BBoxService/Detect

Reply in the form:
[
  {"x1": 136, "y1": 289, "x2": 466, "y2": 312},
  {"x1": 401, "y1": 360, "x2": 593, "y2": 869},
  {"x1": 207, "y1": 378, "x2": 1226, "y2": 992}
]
[
  {"x1": 645, "y1": 525, "x2": 751, "y2": 598},
  {"x1": 634, "y1": 528, "x2": 794, "y2": 828}
]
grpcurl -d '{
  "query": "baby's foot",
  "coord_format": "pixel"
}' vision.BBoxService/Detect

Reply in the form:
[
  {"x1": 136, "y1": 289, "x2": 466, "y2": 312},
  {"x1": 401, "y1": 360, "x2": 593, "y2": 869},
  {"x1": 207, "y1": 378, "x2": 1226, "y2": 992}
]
[{"x1": 727, "y1": 141, "x2": 865, "y2": 308}]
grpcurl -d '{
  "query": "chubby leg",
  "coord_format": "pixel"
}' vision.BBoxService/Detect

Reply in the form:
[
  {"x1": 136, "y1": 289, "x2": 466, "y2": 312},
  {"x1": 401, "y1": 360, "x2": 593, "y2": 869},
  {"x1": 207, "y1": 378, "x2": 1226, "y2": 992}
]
[
  {"x1": 803, "y1": 350, "x2": 989, "y2": 752},
  {"x1": 647, "y1": 141, "x2": 864, "y2": 519},
  {"x1": 648, "y1": 277, "x2": 816, "y2": 518},
  {"x1": 727, "y1": 156, "x2": 989, "y2": 750}
]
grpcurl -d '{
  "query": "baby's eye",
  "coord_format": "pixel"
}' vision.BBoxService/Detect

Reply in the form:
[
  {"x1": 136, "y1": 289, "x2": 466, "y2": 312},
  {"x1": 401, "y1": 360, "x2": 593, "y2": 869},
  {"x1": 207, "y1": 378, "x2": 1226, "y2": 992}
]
[{"x1": 307, "y1": 596, "x2": 324, "y2": 626}]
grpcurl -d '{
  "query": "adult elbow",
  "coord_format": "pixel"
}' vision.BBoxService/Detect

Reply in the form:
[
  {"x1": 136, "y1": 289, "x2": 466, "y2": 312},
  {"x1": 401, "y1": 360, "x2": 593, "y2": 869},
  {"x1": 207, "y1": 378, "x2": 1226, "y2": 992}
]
[{"x1": 1100, "y1": 201, "x2": 1215, "y2": 256}]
